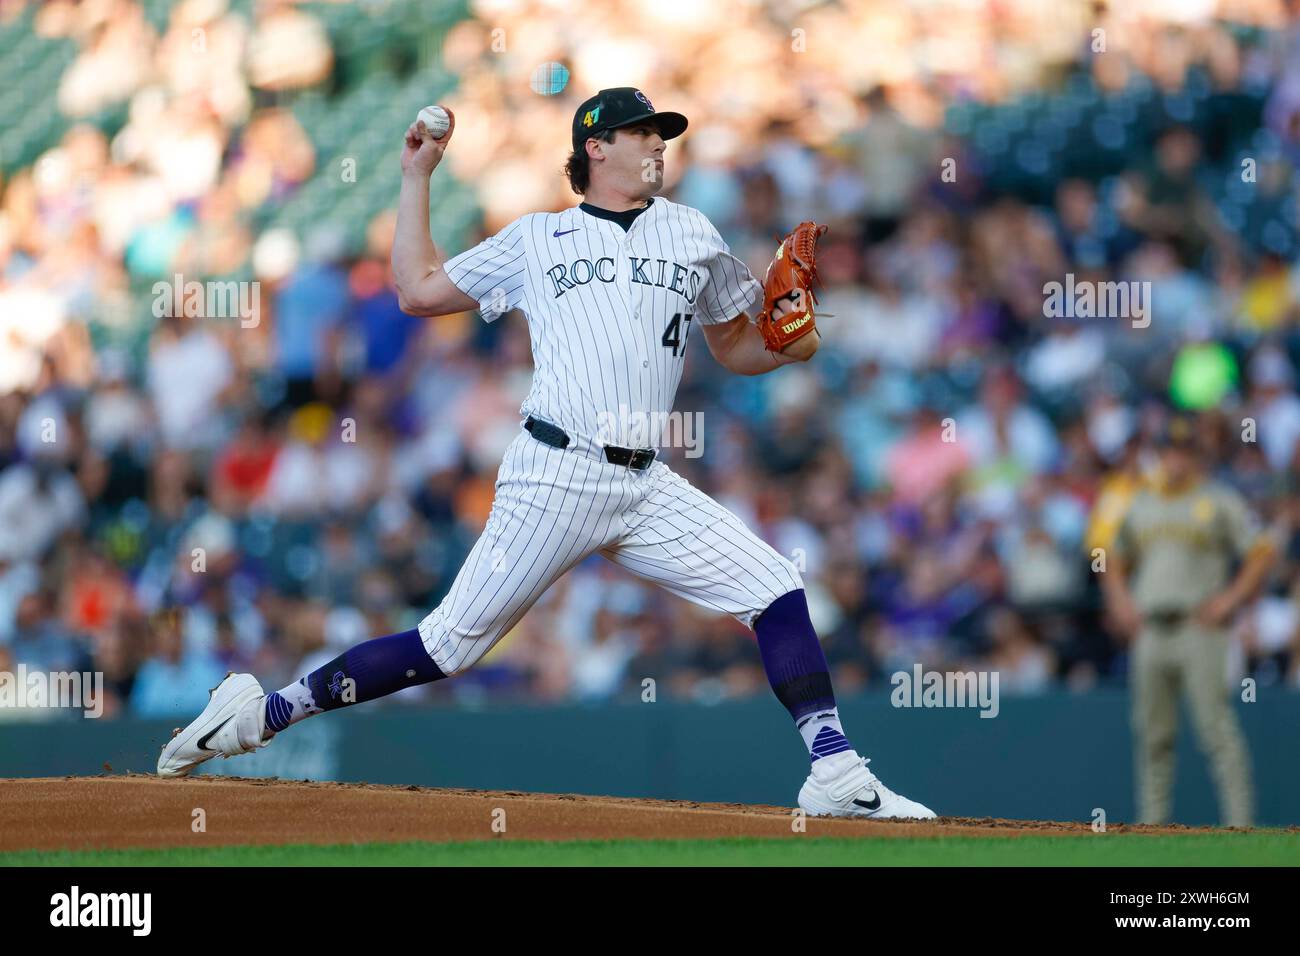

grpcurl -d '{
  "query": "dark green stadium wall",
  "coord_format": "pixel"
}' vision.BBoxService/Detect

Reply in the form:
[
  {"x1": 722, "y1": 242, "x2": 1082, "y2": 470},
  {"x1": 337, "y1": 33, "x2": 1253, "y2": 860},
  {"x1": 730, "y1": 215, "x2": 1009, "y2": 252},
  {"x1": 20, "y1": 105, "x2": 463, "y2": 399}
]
[{"x1": 2, "y1": 690, "x2": 1295, "y2": 826}]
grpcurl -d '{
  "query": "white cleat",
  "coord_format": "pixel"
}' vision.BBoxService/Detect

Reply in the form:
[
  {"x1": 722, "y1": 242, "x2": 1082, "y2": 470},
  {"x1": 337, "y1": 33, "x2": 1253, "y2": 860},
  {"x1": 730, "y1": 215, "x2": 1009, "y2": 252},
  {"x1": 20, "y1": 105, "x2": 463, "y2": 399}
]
[
  {"x1": 798, "y1": 752, "x2": 937, "y2": 820},
  {"x1": 156, "y1": 672, "x2": 272, "y2": 778}
]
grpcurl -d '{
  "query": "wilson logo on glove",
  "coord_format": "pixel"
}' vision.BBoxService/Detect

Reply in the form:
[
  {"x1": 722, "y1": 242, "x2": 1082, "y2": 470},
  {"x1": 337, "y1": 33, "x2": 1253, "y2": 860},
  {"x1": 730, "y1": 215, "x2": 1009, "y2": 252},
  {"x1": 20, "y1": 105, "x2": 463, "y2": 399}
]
[
  {"x1": 756, "y1": 220, "x2": 827, "y2": 352},
  {"x1": 781, "y1": 312, "x2": 812, "y2": 335}
]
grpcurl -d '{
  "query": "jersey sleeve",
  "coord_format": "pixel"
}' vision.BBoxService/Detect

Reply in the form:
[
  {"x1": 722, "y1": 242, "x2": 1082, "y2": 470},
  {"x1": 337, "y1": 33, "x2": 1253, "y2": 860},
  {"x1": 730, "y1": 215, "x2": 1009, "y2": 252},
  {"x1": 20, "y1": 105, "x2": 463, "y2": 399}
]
[
  {"x1": 694, "y1": 223, "x2": 762, "y2": 326},
  {"x1": 1218, "y1": 487, "x2": 1269, "y2": 560},
  {"x1": 442, "y1": 217, "x2": 528, "y2": 322}
]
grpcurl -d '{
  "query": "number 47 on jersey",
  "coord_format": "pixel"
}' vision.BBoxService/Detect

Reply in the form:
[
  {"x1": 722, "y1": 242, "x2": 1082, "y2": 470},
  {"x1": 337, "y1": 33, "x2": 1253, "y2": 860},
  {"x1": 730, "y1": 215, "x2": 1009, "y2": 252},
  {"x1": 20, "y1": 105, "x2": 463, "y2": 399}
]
[{"x1": 662, "y1": 312, "x2": 693, "y2": 357}]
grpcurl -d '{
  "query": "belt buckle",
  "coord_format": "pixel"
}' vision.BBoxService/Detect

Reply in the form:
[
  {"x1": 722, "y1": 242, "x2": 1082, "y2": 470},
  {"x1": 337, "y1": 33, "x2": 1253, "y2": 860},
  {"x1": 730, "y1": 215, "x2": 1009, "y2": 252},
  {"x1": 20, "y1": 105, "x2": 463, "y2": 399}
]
[
  {"x1": 629, "y1": 448, "x2": 656, "y2": 470},
  {"x1": 603, "y1": 443, "x2": 655, "y2": 470}
]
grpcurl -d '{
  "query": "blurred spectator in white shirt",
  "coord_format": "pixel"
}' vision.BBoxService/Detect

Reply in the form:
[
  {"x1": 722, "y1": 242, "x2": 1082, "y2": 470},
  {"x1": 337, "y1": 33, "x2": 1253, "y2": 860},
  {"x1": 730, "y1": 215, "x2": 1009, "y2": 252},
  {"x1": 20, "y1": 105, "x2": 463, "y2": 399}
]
[{"x1": 1245, "y1": 346, "x2": 1300, "y2": 472}]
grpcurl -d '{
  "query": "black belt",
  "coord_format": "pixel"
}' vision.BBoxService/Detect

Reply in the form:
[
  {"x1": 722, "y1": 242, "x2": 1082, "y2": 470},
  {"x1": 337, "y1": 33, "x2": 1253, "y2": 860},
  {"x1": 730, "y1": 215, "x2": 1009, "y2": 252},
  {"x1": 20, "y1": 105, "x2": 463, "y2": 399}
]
[
  {"x1": 524, "y1": 416, "x2": 656, "y2": 471},
  {"x1": 1146, "y1": 608, "x2": 1191, "y2": 629}
]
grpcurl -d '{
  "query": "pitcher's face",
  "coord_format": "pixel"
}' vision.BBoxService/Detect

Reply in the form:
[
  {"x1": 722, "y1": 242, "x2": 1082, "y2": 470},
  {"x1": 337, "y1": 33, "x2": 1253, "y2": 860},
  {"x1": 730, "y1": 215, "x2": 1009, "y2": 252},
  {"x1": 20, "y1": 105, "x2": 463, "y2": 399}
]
[{"x1": 592, "y1": 123, "x2": 666, "y2": 198}]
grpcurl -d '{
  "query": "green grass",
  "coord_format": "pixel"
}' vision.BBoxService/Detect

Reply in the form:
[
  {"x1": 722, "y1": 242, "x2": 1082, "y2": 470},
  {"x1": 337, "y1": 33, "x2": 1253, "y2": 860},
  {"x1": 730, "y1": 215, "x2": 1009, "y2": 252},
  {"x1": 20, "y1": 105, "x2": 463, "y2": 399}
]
[{"x1": 4, "y1": 833, "x2": 1298, "y2": 866}]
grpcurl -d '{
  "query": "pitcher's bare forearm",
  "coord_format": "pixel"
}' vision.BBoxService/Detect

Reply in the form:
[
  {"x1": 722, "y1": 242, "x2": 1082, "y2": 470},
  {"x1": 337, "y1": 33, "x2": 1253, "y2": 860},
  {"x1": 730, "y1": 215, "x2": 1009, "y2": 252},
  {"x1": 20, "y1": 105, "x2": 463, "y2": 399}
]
[
  {"x1": 701, "y1": 313, "x2": 819, "y2": 375},
  {"x1": 392, "y1": 108, "x2": 478, "y2": 317},
  {"x1": 740, "y1": 328, "x2": 817, "y2": 375},
  {"x1": 392, "y1": 172, "x2": 443, "y2": 307},
  {"x1": 391, "y1": 172, "x2": 478, "y2": 316}
]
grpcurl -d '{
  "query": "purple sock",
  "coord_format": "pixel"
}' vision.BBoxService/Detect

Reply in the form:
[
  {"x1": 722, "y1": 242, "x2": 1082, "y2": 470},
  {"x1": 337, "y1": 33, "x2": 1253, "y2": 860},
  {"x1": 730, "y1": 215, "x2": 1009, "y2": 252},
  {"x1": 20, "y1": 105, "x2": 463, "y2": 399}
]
[
  {"x1": 264, "y1": 629, "x2": 445, "y2": 733},
  {"x1": 754, "y1": 589, "x2": 852, "y2": 762}
]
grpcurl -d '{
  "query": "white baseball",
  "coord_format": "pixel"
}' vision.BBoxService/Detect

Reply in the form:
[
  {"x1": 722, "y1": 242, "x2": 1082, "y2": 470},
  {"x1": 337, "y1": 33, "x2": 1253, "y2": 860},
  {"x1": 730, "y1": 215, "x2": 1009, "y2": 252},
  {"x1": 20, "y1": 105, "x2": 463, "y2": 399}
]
[{"x1": 417, "y1": 105, "x2": 450, "y2": 139}]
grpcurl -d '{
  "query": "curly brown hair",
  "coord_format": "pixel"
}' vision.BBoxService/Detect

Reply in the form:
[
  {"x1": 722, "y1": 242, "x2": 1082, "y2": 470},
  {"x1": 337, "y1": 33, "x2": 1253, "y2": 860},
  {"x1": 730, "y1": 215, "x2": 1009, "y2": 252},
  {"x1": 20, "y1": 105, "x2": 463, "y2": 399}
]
[{"x1": 563, "y1": 128, "x2": 617, "y2": 195}]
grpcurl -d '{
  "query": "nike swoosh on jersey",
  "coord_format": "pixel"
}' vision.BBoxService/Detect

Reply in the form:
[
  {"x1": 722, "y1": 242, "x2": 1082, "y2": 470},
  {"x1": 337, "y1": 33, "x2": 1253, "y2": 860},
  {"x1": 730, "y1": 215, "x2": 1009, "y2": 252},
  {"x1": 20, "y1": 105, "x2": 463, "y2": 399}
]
[{"x1": 552, "y1": 228, "x2": 581, "y2": 237}]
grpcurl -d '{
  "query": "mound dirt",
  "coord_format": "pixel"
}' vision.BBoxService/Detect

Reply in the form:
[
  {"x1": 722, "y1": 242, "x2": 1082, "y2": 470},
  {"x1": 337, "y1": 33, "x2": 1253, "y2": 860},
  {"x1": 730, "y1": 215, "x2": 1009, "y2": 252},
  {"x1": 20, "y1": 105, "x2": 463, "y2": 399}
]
[{"x1": 0, "y1": 775, "x2": 1229, "y2": 851}]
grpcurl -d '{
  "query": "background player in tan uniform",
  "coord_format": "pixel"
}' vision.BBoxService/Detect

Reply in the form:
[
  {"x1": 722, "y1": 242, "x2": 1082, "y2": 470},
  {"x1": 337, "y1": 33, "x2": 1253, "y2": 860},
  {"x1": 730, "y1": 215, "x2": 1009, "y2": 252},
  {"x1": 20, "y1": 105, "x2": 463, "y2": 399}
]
[{"x1": 1101, "y1": 414, "x2": 1276, "y2": 827}]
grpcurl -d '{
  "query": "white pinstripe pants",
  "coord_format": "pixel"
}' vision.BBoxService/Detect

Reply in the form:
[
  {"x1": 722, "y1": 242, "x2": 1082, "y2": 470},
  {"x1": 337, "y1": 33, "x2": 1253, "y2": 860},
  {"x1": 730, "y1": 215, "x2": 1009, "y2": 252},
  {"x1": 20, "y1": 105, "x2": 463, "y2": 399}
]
[{"x1": 417, "y1": 426, "x2": 804, "y2": 675}]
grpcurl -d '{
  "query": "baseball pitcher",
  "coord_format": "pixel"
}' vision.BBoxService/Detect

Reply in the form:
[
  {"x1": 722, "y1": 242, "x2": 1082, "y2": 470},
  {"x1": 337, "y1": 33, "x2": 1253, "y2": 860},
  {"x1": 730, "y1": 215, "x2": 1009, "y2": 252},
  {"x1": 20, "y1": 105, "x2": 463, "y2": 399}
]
[{"x1": 157, "y1": 87, "x2": 935, "y2": 819}]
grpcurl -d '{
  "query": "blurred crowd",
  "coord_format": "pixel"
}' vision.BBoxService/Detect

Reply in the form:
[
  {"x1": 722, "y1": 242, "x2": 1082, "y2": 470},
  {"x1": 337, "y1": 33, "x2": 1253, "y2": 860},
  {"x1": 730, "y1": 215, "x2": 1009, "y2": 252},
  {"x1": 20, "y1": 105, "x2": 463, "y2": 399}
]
[{"x1": 2, "y1": 0, "x2": 1300, "y2": 720}]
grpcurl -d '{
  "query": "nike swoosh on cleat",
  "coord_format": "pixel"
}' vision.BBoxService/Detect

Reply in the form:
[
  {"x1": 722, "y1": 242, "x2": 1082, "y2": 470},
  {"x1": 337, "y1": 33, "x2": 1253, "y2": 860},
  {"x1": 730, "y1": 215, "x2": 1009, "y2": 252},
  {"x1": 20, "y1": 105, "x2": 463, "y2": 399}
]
[
  {"x1": 552, "y1": 228, "x2": 580, "y2": 237},
  {"x1": 196, "y1": 716, "x2": 234, "y2": 752},
  {"x1": 853, "y1": 792, "x2": 882, "y2": 811}
]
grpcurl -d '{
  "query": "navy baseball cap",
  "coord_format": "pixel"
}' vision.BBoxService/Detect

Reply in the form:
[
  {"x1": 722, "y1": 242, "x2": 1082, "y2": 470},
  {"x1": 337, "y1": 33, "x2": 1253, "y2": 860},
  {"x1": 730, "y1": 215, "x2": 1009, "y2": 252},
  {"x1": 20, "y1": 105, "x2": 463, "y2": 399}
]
[{"x1": 571, "y1": 87, "x2": 688, "y2": 151}]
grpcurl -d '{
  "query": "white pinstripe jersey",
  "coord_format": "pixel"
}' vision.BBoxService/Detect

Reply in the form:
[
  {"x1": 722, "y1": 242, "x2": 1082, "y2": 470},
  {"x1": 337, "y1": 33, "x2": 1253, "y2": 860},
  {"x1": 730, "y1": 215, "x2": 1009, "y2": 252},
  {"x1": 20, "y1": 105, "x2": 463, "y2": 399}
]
[{"x1": 443, "y1": 198, "x2": 761, "y2": 449}]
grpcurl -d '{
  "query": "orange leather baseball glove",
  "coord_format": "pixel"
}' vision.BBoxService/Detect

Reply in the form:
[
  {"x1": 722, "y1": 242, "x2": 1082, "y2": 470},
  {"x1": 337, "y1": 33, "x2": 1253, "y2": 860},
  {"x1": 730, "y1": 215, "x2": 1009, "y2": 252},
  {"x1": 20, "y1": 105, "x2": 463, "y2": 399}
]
[{"x1": 756, "y1": 220, "x2": 828, "y2": 352}]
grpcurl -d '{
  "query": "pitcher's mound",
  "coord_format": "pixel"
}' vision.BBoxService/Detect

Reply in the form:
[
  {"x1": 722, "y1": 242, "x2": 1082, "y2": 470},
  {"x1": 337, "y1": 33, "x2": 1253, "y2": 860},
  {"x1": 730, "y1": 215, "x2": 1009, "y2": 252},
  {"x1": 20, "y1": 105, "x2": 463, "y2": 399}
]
[{"x1": 0, "y1": 775, "x2": 1211, "y2": 851}]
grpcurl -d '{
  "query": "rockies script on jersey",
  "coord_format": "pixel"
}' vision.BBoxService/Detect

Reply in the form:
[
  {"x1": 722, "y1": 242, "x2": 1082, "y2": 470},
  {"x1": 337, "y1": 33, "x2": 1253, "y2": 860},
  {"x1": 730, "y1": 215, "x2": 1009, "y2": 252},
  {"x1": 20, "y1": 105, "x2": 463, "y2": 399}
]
[{"x1": 442, "y1": 198, "x2": 761, "y2": 448}]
